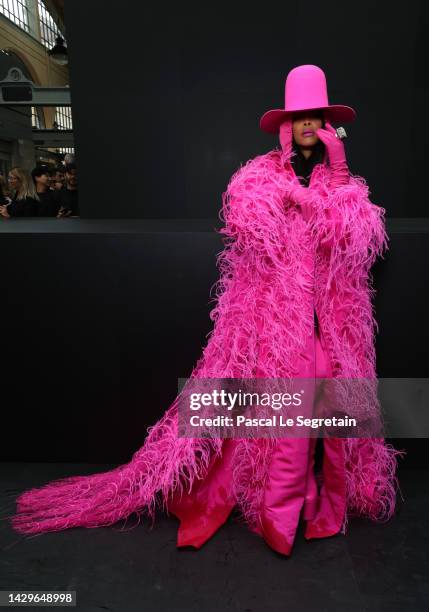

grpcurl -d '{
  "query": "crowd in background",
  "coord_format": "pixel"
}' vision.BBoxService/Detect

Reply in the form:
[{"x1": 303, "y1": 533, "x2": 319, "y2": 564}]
[{"x1": 0, "y1": 158, "x2": 79, "y2": 219}]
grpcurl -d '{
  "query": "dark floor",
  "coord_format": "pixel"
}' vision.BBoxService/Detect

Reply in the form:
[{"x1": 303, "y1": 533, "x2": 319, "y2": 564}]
[{"x1": 0, "y1": 463, "x2": 428, "y2": 612}]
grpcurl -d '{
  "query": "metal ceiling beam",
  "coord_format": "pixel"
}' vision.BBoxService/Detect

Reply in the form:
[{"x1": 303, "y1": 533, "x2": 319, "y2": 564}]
[
  {"x1": 33, "y1": 128, "x2": 74, "y2": 146},
  {"x1": 0, "y1": 68, "x2": 71, "y2": 106}
]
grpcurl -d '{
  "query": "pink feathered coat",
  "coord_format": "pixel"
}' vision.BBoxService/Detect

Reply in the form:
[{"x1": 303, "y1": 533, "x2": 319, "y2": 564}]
[{"x1": 11, "y1": 120, "x2": 404, "y2": 536}]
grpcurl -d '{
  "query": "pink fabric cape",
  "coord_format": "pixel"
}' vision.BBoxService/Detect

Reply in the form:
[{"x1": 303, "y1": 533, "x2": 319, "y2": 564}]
[{"x1": 10, "y1": 139, "x2": 405, "y2": 536}]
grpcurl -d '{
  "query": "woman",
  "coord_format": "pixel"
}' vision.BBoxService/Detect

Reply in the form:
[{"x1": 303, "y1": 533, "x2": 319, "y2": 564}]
[
  {"x1": 0, "y1": 174, "x2": 9, "y2": 206},
  {"x1": 32, "y1": 165, "x2": 61, "y2": 217},
  {"x1": 0, "y1": 167, "x2": 39, "y2": 218},
  {"x1": 10, "y1": 65, "x2": 405, "y2": 557},
  {"x1": 51, "y1": 165, "x2": 65, "y2": 191}
]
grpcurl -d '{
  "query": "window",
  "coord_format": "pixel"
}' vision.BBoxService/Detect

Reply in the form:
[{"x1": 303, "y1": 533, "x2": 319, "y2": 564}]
[
  {"x1": 54, "y1": 106, "x2": 73, "y2": 130},
  {"x1": 57, "y1": 147, "x2": 74, "y2": 155},
  {"x1": 31, "y1": 106, "x2": 39, "y2": 128},
  {"x1": 37, "y1": 0, "x2": 62, "y2": 48},
  {"x1": 0, "y1": 0, "x2": 66, "y2": 48},
  {"x1": 31, "y1": 106, "x2": 45, "y2": 128},
  {"x1": 0, "y1": 0, "x2": 30, "y2": 32},
  {"x1": 54, "y1": 107, "x2": 74, "y2": 154}
]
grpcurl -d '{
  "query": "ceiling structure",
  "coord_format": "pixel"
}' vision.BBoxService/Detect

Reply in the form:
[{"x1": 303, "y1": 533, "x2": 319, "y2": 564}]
[{"x1": 41, "y1": 0, "x2": 66, "y2": 36}]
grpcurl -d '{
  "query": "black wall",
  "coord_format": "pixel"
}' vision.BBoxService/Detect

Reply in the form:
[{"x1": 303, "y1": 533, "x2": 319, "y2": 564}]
[
  {"x1": 64, "y1": 0, "x2": 429, "y2": 219},
  {"x1": 0, "y1": 220, "x2": 427, "y2": 466},
  {"x1": 1, "y1": 222, "x2": 221, "y2": 462}
]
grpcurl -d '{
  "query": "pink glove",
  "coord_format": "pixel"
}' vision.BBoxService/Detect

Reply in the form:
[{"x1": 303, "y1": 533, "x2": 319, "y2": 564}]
[
  {"x1": 279, "y1": 117, "x2": 294, "y2": 162},
  {"x1": 280, "y1": 118, "x2": 315, "y2": 222},
  {"x1": 285, "y1": 184, "x2": 317, "y2": 223},
  {"x1": 315, "y1": 121, "x2": 350, "y2": 189},
  {"x1": 285, "y1": 183, "x2": 341, "y2": 249}
]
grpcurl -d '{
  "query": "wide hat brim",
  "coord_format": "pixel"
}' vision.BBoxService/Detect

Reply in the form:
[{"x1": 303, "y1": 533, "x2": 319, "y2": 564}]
[{"x1": 260, "y1": 105, "x2": 356, "y2": 134}]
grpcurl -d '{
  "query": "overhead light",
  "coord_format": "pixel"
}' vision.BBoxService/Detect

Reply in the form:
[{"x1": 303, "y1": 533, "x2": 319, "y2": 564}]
[{"x1": 48, "y1": 36, "x2": 68, "y2": 66}]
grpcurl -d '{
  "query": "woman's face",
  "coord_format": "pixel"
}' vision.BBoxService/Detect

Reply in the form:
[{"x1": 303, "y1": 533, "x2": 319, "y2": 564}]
[
  {"x1": 292, "y1": 110, "x2": 324, "y2": 147},
  {"x1": 36, "y1": 173, "x2": 50, "y2": 187},
  {"x1": 55, "y1": 171, "x2": 65, "y2": 188},
  {"x1": 8, "y1": 172, "x2": 20, "y2": 190}
]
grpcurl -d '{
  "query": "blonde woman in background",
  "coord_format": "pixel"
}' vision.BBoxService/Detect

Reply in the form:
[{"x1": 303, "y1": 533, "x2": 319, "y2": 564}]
[
  {"x1": 0, "y1": 167, "x2": 39, "y2": 218},
  {"x1": 0, "y1": 174, "x2": 9, "y2": 205}
]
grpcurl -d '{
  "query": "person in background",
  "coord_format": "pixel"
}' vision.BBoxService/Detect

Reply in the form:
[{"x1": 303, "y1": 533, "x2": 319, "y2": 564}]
[
  {"x1": 0, "y1": 167, "x2": 39, "y2": 218},
  {"x1": 64, "y1": 153, "x2": 75, "y2": 166},
  {"x1": 0, "y1": 174, "x2": 9, "y2": 205},
  {"x1": 32, "y1": 165, "x2": 61, "y2": 217},
  {"x1": 57, "y1": 162, "x2": 79, "y2": 217},
  {"x1": 51, "y1": 165, "x2": 65, "y2": 191},
  {"x1": 47, "y1": 167, "x2": 56, "y2": 190}
]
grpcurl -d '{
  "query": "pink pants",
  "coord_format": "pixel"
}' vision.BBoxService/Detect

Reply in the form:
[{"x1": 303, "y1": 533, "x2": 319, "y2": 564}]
[{"x1": 167, "y1": 320, "x2": 347, "y2": 554}]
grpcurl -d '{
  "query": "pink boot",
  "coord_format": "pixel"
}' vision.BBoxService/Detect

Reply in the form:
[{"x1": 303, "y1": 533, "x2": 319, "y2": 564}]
[
  {"x1": 258, "y1": 319, "x2": 320, "y2": 556},
  {"x1": 304, "y1": 437, "x2": 346, "y2": 539},
  {"x1": 259, "y1": 437, "x2": 311, "y2": 556},
  {"x1": 166, "y1": 439, "x2": 237, "y2": 549},
  {"x1": 304, "y1": 323, "x2": 347, "y2": 539}
]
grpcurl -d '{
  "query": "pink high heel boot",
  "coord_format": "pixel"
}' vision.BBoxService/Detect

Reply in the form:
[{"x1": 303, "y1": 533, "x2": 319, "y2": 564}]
[
  {"x1": 259, "y1": 437, "x2": 311, "y2": 556},
  {"x1": 304, "y1": 437, "x2": 346, "y2": 540},
  {"x1": 304, "y1": 325, "x2": 347, "y2": 539},
  {"x1": 166, "y1": 439, "x2": 237, "y2": 549}
]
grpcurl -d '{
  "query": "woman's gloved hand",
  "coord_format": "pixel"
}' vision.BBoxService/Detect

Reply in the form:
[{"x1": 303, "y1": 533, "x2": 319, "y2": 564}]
[
  {"x1": 279, "y1": 117, "x2": 294, "y2": 162},
  {"x1": 315, "y1": 120, "x2": 350, "y2": 189},
  {"x1": 280, "y1": 117, "x2": 315, "y2": 222},
  {"x1": 284, "y1": 184, "x2": 317, "y2": 223}
]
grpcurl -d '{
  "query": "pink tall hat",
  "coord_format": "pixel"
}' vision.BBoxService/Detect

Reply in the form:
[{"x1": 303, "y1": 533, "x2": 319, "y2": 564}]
[{"x1": 260, "y1": 64, "x2": 356, "y2": 134}]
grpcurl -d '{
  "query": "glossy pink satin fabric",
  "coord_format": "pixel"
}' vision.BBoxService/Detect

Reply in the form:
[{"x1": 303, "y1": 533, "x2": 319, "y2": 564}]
[
  {"x1": 166, "y1": 438, "x2": 237, "y2": 548},
  {"x1": 257, "y1": 318, "x2": 346, "y2": 555},
  {"x1": 304, "y1": 321, "x2": 347, "y2": 542},
  {"x1": 167, "y1": 317, "x2": 347, "y2": 553}
]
